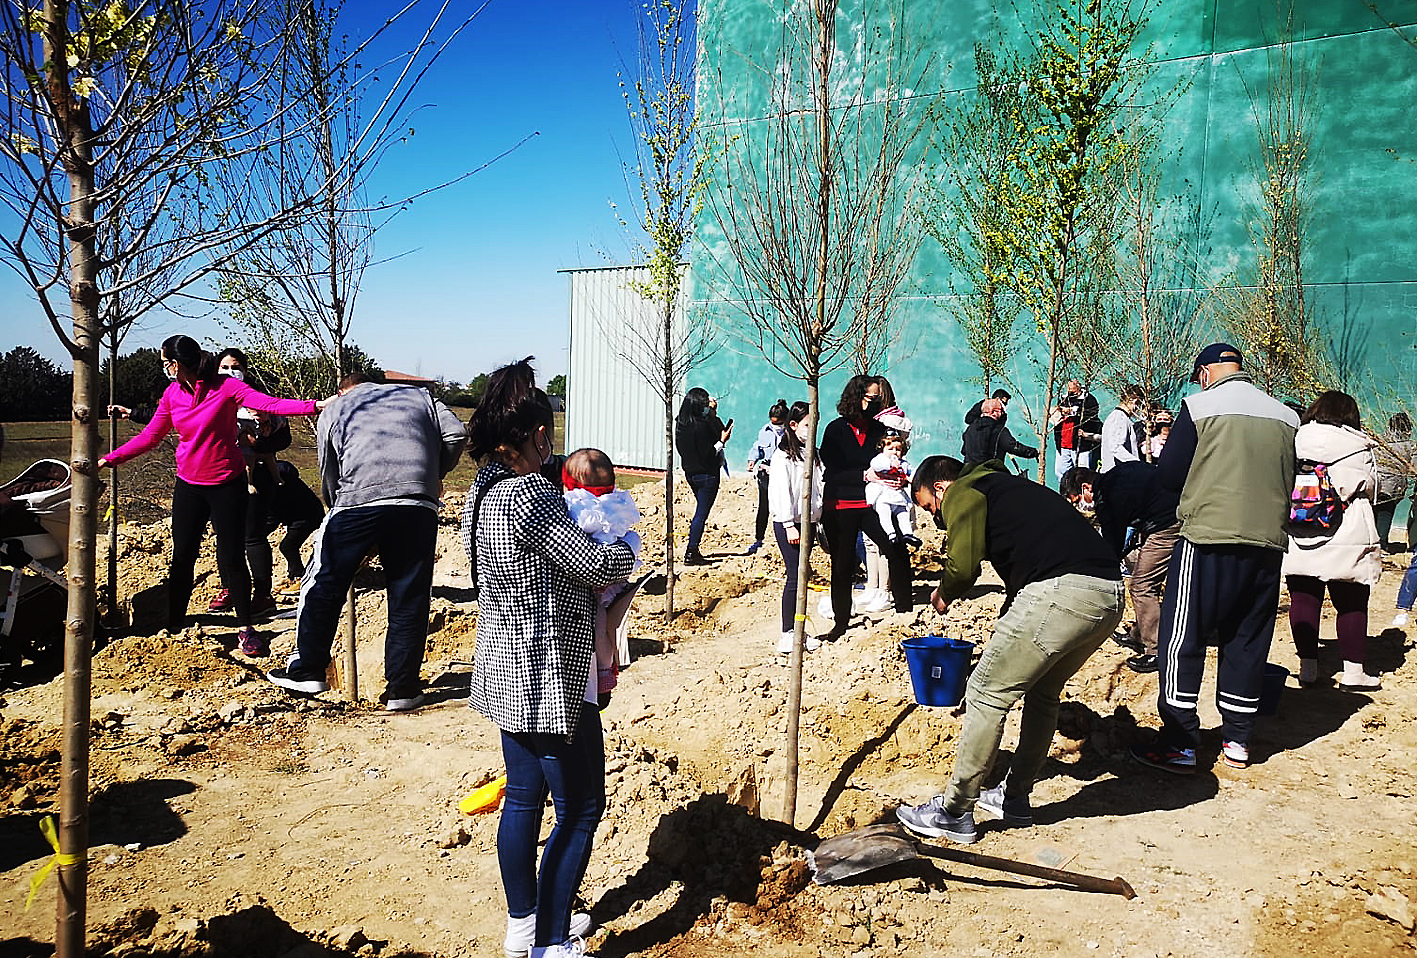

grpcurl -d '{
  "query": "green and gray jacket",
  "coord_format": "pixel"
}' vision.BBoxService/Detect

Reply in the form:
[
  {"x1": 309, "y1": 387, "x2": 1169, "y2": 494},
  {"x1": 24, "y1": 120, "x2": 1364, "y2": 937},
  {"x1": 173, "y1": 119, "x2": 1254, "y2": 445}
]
[
  {"x1": 1157, "y1": 371, "x2": 1299, "y2": 550},
  {"x1": 935, "y1": 460, "x2": 1118, "y2": 605}
]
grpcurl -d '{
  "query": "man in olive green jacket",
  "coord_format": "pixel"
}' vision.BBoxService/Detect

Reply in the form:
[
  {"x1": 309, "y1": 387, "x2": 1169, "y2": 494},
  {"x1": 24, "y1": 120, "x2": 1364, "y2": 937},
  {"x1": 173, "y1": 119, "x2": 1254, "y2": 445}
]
[{"x1": 896, "y1": 456, "x2": 1122, "y2": 844}]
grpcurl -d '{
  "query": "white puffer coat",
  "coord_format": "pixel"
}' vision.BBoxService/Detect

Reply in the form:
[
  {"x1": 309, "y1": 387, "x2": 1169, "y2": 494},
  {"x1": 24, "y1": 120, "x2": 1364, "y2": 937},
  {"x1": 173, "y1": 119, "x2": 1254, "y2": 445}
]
[{"x1": 1282, "y1": 422, "x2": 1381, "y2": 585}]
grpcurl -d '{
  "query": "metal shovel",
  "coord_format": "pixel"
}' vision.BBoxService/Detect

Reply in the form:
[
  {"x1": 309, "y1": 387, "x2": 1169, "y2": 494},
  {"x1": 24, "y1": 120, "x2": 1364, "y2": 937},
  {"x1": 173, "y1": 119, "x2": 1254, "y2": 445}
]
[{"x1": 808, "y1": 823, "x2": 1135, "y2": 899}]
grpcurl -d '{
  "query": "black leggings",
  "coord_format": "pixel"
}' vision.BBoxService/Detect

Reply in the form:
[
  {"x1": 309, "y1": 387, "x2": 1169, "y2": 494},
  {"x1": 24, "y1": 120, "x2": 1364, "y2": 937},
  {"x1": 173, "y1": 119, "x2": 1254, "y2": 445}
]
[
  {"x1": 821, "y1": 506, "x2": 912, "y2": 621},
  {"x1": 170, "y1": 475, "x2": 250, "y2": 630},
  {"x1": 244, "y1": 467, "x2": 276, "y2": 599},
  {"x1": 754, "y1": 470, "x2": 771, "y2": 542}
]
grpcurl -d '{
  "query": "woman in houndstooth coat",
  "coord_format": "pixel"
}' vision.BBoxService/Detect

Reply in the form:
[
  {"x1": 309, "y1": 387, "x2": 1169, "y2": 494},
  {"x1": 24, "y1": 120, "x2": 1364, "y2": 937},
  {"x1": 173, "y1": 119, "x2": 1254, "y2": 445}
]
[{"x1": 462, "y1": 358, "x2": 635, "y2": 958}]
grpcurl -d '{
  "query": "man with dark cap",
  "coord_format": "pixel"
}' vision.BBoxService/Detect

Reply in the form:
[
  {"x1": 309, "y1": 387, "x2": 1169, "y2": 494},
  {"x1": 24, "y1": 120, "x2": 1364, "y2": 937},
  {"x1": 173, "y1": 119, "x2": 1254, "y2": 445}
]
[{"x1": 1131, "y1": 343, "x2": 1298, "y2": 773}]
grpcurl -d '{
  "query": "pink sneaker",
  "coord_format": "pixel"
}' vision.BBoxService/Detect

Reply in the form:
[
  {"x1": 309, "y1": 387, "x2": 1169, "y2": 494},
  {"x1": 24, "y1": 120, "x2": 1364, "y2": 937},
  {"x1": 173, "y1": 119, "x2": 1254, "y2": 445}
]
[
  {"x1": 237, "y1": 627, "x2": 269, "y2": 657},
  {"x1": 207, "y1": 589, "x2": 233, "y2": 612}
]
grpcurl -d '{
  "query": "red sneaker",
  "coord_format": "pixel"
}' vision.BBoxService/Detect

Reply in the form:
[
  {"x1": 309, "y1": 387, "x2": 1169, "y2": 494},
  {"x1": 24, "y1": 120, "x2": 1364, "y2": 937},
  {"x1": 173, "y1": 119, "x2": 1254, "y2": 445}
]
[{"x1": 207, "y1": 589, "x2": 233, "y2": 612}]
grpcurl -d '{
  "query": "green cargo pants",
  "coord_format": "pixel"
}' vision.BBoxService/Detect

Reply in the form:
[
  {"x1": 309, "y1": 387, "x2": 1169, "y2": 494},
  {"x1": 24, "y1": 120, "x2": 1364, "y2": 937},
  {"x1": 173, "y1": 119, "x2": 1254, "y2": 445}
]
[{"x1": 943, "y1": 573, "x2": 1124, "y2": 813}]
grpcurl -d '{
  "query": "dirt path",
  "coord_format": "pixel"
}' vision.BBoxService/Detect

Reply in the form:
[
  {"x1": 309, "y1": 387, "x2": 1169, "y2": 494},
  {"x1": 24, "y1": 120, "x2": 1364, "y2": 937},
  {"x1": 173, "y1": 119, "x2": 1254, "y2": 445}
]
[{"x1": 2, "y1": 476, "x2": 1415, "y2": 957}]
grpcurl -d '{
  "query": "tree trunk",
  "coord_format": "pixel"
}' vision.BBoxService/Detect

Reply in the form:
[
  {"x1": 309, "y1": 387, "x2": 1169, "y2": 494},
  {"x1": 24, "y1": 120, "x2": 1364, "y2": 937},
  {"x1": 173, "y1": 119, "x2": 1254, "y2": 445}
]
[
  {"x1": 783, "y1": 0, "x2": 836, "y2": 827},
  {"x1": 49, "y1": 0, "x2": 100, "y2": 946},
  {"x1": 106, "y1": 339, "x2": 119, "y2": 624},
  {"x1": 662, "y1": 299, "x2": 676, "y2": 624}
]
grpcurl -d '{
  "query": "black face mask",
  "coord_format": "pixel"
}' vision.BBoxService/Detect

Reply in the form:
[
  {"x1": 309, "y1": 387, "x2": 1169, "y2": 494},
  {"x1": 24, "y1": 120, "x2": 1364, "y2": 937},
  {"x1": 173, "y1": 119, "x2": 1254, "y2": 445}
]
[
  {"x1": 865, "y1": 397, "x2": 882, "y2": 416},
  {"x1": 932, "y1": 511, "x2": 947, "y2": 531}
]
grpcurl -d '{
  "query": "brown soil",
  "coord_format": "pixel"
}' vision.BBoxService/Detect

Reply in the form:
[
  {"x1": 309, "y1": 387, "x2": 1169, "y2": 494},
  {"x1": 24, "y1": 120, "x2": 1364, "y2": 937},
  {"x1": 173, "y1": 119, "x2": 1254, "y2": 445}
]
[{"x1": 2, "y1": 476, "x2": 1415, "y2": 957}]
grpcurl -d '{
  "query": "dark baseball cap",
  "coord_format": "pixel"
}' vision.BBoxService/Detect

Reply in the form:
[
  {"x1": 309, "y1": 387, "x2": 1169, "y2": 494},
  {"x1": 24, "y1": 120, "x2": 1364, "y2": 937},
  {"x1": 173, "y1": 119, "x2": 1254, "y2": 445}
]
[{"x1": 1190, "y1": 342, "x2": 1243, "y2": 382}]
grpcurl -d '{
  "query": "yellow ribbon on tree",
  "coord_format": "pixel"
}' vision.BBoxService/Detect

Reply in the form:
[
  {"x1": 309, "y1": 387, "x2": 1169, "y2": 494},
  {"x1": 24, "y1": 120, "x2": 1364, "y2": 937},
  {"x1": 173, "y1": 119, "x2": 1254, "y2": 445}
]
[{"x1": 25, "y1": 815, "x2": 83, "y2": 911}]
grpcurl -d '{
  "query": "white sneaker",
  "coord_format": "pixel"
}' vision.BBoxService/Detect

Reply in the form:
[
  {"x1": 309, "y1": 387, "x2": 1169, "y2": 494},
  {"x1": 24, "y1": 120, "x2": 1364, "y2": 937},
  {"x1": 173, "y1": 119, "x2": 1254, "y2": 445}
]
[
  {"x1": 1221, "y1": 740, "x2": 1249, "y2": 769},
  {"x1": 529, "y1": 939, "x2": 591, "y2": 958},
  {"x1": 779, "y1": 630, "x2": 821, "y2": 654},
  {"x1": 1394, "y1": 611, "x2": 1410, "y2": 628},
  {"x1": 817, "y1": 594, "x2": 835, "y2": 620},
  {"x1": 507, "y1": 916, "x2": 593, "y2": 958},
  {"x1": 853, "y1": 589, "x2": 890, "y2": 614}
]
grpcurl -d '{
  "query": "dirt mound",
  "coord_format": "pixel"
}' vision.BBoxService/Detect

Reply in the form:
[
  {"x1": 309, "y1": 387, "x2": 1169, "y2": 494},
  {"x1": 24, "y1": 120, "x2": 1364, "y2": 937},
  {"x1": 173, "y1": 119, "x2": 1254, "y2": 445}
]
[{"x1": 0, "y1": 717, "x2": 61, "y2": 810}]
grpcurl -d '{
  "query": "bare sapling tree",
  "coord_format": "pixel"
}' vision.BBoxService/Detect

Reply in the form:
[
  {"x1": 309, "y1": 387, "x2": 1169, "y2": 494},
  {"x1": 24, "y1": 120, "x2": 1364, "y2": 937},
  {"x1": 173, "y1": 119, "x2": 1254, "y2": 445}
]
[
  {"x1": 994, "y1": 0, "x2": 1152, "y2": 482},
  {"x1": 1092, "y1": 142, "x2": 1211, "y2": 429},
  {"x1": 703, "y1": 0, "x2": 934, "y2": 824},
  {"x1": 606, "y1": 0, "x2": 716, "y2": 622},
  {"x1": 97, "y1": 181, "x2": 183, "y2": 626},
  {"x1": 922, "y1": 42, "x2": 1029, "y2": 395},
  {"x1": 0, "y1": 3, "x2": 413, "y2": 948},
  {"x1": 217, "y1": 0, "x2": 497, "y2": 403},
  {"x1": 1214, "y1": 23, "x2": 1329, "y2": 403}
]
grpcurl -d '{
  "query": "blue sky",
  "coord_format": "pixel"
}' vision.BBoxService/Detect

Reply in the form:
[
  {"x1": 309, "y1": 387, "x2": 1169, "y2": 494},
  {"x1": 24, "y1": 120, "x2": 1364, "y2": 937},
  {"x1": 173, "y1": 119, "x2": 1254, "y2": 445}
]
[{"x1": 0, "y1": 1, "x2": 647, "y2": 388}]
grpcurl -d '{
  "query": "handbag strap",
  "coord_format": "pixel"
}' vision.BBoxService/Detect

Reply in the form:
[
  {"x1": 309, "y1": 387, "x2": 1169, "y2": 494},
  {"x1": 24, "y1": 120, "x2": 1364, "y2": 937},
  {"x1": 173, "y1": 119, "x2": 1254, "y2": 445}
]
[{"x1": 468, "y1": 472, "x2": 513, "y2": 601}]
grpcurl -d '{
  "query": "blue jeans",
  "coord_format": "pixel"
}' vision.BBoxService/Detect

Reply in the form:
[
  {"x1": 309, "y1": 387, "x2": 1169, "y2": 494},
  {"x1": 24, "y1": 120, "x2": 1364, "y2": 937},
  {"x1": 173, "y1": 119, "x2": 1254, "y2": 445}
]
[
  {"x1": 685, "y1": 472, "x2": 720, "y2": 556},
  {"x1": 293, "y1": 504, "x2": 436, "y2": 699},
  {"x1": 773, "y1": 521, "x2": 813, "y2": 633},
  {"x1": 499, "y1": 704, "x2": 605, "y2": 947},
  {"x1": 1399, "y1": 552, "x2": 1417, "y2": 611},
  {"x1": 1054, "y1": 447, "x2": 1096, "y2": 480}
]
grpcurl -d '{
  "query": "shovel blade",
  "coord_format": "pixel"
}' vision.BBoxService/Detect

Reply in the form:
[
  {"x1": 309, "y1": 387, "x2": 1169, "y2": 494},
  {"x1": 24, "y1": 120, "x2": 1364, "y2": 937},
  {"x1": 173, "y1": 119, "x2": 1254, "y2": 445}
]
[{"x1": 809, "y1": 823, "x2": 921, "y2": 884}]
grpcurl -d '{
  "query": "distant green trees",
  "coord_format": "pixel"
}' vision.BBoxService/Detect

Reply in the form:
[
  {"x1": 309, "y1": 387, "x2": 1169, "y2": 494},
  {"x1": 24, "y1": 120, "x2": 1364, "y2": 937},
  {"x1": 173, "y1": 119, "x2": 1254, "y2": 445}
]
[{"x1": 0, "y1": 347, "x2": 72, "y2": 420}]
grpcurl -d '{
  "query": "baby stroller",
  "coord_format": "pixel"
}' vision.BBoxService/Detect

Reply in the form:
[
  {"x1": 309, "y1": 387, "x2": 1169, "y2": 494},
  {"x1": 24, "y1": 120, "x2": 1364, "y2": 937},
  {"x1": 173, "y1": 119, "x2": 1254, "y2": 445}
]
[{"x1": 1, "y1": 460, "x2": 73, "y2": 674}]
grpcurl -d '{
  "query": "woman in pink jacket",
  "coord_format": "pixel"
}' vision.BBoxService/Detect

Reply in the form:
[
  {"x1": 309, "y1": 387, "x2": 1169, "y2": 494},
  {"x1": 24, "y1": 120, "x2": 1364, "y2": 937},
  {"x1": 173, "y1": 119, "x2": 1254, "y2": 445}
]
[{"x1": 99, "y1": 335, "x2": 330, "y2": 654}]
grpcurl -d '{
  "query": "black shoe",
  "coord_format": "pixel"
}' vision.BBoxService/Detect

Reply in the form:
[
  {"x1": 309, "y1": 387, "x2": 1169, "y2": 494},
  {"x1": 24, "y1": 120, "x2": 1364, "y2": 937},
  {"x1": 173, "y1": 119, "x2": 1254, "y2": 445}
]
[
  {"x1": 1126, "y1": 653, "x2": 1159, "y2": 674},
  {"x1": 683, "y1": 551, "x2": 710, "y2": 566},
  {"x1": 902, "y1": 534, "x2": 922, "y2": 549},
  {"x1": 1112, "y1": 629, "x2": 1144, "y2": 653},
  {"x1": 268, "y1": 657, "x2": 329, "y2": 694}
]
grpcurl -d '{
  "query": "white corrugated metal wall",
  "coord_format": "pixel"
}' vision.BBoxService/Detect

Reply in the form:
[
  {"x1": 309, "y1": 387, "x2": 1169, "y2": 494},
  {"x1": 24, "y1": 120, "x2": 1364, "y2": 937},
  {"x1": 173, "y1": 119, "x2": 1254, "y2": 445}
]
[{"x1": 563, "y1": 265, "x2": 683, "y2": 471}]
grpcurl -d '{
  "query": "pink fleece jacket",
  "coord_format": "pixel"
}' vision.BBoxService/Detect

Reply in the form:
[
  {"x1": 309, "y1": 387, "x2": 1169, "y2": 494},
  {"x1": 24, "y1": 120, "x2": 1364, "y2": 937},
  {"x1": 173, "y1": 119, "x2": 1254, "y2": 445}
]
[{"x1": 106, "y1": 377, "x2": 318, "y2": 486}]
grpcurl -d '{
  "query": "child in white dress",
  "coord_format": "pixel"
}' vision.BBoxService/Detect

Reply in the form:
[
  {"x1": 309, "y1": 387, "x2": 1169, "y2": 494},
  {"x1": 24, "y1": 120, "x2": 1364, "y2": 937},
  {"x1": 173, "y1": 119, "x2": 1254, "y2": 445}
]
[
  {"x1": 561, "y1": 448, "x2": 642, "y2": 703},
  {"x1": 866, "y1": 432, "x2": 920, "y2": 548}
]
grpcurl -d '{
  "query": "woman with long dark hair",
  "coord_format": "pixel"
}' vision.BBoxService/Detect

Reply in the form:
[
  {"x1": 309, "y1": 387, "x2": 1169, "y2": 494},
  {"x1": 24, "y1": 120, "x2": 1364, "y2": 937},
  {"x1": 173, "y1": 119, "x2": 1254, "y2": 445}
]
[
  {"x1": 462, "y1": 357, "x2": 636, "y2": 958},
  {"x1": 674, "y1": 386, "x2": 732, "y2": 565},
  {"x1": 817, "y1": 374, "x2": 913, "y2": 633},
  {"x1": 768, "y1": 401, "x2": 822, "y2": 654},
  {"x1": 98, "y1": 334, "x2": 329, "y2": 654},
  {"x1": 1283, "y1": 390, "x2": 1382, "y2": 690},
  {"x1": 203, "y1": 347, "x2": 294, "y2": 619}
]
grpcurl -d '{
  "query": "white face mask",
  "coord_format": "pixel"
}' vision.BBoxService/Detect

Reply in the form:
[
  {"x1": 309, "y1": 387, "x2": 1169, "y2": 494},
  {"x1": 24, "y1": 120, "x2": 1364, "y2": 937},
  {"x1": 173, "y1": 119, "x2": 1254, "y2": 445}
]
[
  {"x1": 218, "y1": 366, "x2": 244, "y2": 380},
  {"x1": 794, "y1": 422, "x2": 810, "y2": 444},
  {"x1": 164, "y1": 367, "x2": 178, "y2": 382}
]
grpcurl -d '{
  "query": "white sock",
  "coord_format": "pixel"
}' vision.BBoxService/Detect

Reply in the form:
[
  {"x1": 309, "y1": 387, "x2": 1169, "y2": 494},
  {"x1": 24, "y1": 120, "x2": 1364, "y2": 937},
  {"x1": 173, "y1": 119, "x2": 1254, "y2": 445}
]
[{"x1": 1298, "y1": 658, "x2": 1318, "y2": 684}]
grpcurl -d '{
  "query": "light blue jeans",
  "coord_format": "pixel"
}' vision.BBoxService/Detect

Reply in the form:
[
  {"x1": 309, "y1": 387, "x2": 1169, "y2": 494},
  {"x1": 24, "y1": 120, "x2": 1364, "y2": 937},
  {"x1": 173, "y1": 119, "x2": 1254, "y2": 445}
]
[
  {"x1": 1054, "y1": 447, "x2": 1096, "y2": 480},
  {"x1": 944, "y1": 573, "x2": 1124, "y2": 812}
]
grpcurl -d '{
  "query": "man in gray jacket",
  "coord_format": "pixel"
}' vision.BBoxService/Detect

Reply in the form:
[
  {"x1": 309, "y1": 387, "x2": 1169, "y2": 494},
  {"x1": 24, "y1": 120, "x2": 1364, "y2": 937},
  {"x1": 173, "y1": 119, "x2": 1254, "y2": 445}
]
[
  {"x1": 269, "y1": 373, "x2": 467, "y2": 711},
  {"x1": 1131, "y1": 344, "x2": 1297, "y2": 773}
]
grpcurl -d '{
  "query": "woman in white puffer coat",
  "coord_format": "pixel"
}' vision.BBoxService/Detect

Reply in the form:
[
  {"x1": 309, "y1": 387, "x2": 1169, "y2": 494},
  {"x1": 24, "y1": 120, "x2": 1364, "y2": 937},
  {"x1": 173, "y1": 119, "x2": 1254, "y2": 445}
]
[{"x1": 1283, "y1": 391, "x2": 1382, "y2": 690}]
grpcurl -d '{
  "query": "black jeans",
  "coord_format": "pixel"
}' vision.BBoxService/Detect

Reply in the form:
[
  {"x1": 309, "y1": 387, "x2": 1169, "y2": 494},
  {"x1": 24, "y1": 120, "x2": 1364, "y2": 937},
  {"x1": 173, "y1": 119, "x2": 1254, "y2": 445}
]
[
  {"x1": 292, "y1": 504, "x2": 436, "y2": 699},
  {"x1": 821, "y1": 506, "x2": 912, "y2": 622},
  {"x1": 754, "y1": 470, "x2": 771, "y2": 542},
  {"x1": 266, "y1": 471, "x2": 325, "y2": 579},
  {"x1": 244, "y1": 466, "x2": 276, "y2": 600},
  {"x1": 170, "y1": 475, "x2": 249, "y2": 630},
  {"x1": 685, "y1": 472, "x2": 720, "y2": 556}
]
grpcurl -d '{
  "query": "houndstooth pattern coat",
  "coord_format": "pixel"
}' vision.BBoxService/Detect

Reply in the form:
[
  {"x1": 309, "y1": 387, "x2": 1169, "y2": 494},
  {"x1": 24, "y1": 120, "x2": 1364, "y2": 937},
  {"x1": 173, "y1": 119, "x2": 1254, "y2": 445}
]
[{"x1": 463, "y1": 462, "x2": 635, "y2": 738}]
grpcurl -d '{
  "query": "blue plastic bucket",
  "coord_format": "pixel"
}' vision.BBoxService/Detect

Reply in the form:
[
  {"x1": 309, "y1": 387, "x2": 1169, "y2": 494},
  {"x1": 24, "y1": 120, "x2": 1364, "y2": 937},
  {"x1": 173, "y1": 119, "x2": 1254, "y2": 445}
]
[
  {"x1": 1258, "y1": 663, "x2": 1288, "y2": 716},
  {"x1": 901, "y1": 636, "x2": 975, "y2": 707}
]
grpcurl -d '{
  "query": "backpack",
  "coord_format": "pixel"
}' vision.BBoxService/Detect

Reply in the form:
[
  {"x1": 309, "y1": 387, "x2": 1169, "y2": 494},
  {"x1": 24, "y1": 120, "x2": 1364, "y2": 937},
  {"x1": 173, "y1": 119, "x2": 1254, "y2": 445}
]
[{"x1": 1289, "y1": 448, "x2": 1363, "y2": 531}]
